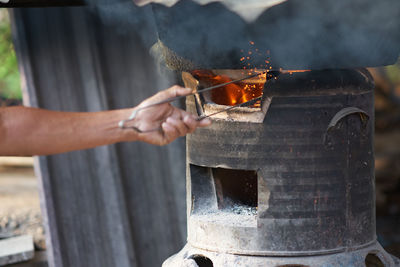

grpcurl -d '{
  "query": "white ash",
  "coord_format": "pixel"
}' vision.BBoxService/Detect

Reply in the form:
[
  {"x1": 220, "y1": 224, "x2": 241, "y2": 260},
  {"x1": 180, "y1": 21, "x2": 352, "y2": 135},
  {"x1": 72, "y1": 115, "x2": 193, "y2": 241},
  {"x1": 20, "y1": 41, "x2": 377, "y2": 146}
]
[
  {"x1": 230, "y1": 204, "x2": 257, "y2": 216},
  {"x1": 193, "y1": 204, "x2": 257, "y2": 227}
]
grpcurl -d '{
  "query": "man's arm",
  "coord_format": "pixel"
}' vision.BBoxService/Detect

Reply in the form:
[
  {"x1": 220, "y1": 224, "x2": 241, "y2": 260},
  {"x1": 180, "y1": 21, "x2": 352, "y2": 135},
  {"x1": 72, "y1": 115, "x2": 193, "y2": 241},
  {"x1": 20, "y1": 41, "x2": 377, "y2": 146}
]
[{"x1": 0, "y1": 86, "x2": 211, "y2": 156}]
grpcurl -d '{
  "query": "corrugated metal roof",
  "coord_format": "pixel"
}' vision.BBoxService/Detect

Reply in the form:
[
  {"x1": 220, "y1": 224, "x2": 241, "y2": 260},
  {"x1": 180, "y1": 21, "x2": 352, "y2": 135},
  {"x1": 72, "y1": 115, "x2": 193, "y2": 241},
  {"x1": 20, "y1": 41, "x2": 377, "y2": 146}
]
[{"x1": 11, "y1": 6, "x2": 186, "y2": 267}]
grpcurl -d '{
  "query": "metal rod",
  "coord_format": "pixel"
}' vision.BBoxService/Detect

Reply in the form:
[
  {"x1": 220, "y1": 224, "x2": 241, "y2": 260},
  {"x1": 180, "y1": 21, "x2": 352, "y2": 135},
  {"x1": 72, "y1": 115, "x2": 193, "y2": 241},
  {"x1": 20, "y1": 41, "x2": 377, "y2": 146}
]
[
  {"x1": 142, "y1": 71, "x2": 265, "y2": 110},
  {"x1": 119, "y1": 71, "x2": 267, "y2": 129},
  {"x1": 196, "y1": 96, "x2": 263, "y2": 121},
  {"x1": 124, "y1": 96, "x2": 263, "y2": 132}
]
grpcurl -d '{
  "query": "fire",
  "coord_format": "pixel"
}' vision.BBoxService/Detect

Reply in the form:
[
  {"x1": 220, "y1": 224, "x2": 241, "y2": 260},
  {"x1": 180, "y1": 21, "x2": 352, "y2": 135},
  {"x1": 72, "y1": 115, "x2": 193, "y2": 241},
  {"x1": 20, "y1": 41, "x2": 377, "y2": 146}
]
[
  {"x1": 190, "y1": 40, "x2": 310, "y2": 108},
  {"x1": 283, "y1": 70, "x2": 311, "y2": 75},
  {"x1": 191, "y1": 70, "x2": 266, "y2": 107}
]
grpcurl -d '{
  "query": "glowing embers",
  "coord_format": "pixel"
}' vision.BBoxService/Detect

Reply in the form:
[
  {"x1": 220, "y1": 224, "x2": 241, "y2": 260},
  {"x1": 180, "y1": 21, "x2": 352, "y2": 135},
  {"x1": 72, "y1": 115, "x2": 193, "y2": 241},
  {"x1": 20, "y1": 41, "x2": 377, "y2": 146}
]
[
  {"x1": 191, "y1": 69, "x2": 266, "y2": 107},
  {"x1": 182, "y1": 70, "x2": 272, "y2": 123}
]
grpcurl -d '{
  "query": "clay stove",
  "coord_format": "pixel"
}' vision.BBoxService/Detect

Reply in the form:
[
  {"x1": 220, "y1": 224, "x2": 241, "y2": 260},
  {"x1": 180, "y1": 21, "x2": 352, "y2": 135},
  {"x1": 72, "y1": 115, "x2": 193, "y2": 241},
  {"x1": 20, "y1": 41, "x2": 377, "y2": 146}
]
[
  {"x1": 147, "y1": 1, "x2": 400, "y2": 266},
  {"x1": 163, "y1": 69, "x2": 400, "y2": 267}
]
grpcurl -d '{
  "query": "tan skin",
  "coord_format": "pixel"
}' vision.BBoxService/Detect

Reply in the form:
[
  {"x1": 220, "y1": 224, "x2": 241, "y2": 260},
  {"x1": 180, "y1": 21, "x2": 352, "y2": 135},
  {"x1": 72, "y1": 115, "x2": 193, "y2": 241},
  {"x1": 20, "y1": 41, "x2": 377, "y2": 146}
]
[{"x1": 0, "y1": 86, "x2": 211, "y2": 156}]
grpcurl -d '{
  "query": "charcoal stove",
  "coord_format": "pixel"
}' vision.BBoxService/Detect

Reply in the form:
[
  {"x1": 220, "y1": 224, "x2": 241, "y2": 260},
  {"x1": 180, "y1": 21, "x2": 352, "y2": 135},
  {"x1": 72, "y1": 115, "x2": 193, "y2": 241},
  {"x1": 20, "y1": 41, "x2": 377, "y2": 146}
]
[
  {"x1": 151, "y1": 1, "x2": 400, "y2": 266},
  {"x1": 5, "y1": 0, "x2": 400, "y2": 266},
  {"x1": 162, "y1": 68, "x2": 400, "y2": 267}
]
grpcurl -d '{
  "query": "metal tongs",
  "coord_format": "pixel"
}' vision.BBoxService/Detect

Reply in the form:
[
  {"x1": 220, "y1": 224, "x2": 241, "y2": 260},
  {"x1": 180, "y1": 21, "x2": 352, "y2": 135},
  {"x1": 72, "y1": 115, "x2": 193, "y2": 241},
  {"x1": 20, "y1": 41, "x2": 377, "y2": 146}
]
[{"x1": 118, "y1": 71, "x2": 266, "y2": 133}]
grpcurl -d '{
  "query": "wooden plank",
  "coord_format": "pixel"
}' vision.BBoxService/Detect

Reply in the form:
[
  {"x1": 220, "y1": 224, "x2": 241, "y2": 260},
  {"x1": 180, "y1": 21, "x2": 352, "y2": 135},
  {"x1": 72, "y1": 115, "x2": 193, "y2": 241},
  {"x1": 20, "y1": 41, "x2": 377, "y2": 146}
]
[
  {"x1": 0, "y1": 157, "x2": 33, "y2": 167},
  {"x1": 10, "y1": 6, "x2": 186, "y2": 267},
  {"x1": 0, "y1": 235, "x2": 34, "y2": 266}
]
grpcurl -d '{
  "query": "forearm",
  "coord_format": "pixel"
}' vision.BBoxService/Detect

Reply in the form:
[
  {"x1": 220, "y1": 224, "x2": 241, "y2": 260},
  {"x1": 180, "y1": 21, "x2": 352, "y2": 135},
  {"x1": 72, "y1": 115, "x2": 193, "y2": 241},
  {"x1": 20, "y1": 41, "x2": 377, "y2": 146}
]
[
  {"x1": 0, "y1": 86, "x2": 211, "y2": 155},
  {"x1": 0, "y1": 106, "x2": 136, "y2": 156}
]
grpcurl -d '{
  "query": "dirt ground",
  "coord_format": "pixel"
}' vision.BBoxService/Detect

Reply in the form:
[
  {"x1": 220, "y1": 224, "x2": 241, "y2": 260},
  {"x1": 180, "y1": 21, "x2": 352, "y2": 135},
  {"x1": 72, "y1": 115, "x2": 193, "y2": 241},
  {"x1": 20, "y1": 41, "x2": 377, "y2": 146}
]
[
  {"x1": 0, "y1": 167, "x2": 39, "y2": 214},
  {"x1": 0, "y1": 159, "x2": 45, "y2": 251}
]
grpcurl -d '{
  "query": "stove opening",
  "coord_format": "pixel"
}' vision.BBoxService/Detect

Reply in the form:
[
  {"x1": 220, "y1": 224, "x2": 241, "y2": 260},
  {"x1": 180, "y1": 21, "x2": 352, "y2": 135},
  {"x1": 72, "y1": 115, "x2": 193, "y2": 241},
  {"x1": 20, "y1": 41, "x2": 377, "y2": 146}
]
[
  {"x1": 189, "y1": 164, "x2": 218, "y2": 214},
  {"x1": 182, "y1": 70, "x2": 273, "y2": 123},
  {"x1": 191, "y1": 69, "x2": 268, "y2": 108},
  {"x1": 212, "y1": 168, "x2": 258, "y2": 211}
]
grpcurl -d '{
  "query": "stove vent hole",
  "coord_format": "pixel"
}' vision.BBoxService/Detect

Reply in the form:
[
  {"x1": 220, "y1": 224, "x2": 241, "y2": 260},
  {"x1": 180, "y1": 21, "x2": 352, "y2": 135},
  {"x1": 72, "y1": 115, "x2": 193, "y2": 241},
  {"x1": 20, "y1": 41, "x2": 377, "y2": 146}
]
[
  {"x1": 190, "y1": 255, "x2": 214, "y2": 267},
  {"x1": 365, "y1": 253, "x2": 385, "y2": 267},
  {"x1": 212, "y1": 168, "x2": 257, "y2": 211}
]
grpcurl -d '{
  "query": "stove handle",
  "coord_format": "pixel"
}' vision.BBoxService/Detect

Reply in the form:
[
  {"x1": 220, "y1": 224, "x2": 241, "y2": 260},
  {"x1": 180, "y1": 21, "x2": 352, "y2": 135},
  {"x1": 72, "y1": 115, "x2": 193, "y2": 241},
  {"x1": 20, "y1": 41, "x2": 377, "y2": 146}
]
[{"x1": 323, "y1": 107, "x2": 369, "y2": 149}]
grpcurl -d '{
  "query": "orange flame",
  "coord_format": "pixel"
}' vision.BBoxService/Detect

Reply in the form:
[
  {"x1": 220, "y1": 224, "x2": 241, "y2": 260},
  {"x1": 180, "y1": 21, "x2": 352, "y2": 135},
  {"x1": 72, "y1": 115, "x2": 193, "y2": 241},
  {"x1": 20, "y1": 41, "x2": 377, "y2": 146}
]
[
  {"x1": 191, "y1": 70, "x2": 266, "y2": 107},
  {"x1": 191, "y1": 39, "x2": 310, "y2": 107},
  {"x1": 284, "y1": 70, "x2": 311, "y2": 75}
]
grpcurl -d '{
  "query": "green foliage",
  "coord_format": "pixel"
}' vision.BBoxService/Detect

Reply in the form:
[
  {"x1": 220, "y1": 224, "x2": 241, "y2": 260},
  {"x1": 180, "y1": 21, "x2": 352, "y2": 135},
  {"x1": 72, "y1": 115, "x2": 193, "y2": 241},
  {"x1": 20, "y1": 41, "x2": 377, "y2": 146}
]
[
  {"x1": 0, "y1": 10, "x2": 22, "y2": 100},
  {"x1": 385, "y1": 59, "x2": 400, "y2": 85}
]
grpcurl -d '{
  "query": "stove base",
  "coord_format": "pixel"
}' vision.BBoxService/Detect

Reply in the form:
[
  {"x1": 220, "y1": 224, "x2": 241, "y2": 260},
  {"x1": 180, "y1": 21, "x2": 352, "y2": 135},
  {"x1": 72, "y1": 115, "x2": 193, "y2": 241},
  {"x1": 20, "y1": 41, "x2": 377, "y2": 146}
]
[{"x1": 163, "y1": 242, "x2": 400, "y2": 267}]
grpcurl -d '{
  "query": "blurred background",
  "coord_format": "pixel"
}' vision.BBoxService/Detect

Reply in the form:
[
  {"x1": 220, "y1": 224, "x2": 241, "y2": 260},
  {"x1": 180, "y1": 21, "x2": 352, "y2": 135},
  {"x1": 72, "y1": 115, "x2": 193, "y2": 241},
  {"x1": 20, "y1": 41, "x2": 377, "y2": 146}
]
[
  {"x1": 0, "y1": 9, "x2": 21, "y2": 104},
  {"x1": 0, "y1": 6, "x2": 399, "y2": 265},
  {"x1": 0, "y1": 8, "x2": 51, "y2": 258}
]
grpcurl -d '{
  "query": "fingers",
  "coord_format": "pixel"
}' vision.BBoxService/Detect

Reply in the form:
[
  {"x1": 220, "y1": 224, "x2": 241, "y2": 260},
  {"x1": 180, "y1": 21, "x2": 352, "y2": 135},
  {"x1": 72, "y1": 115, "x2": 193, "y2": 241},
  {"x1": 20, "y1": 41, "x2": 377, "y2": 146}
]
[
  {"x1": 161, "y1": 121, "x2": 180, "y2": 144},
  {"x1": 160, "y1": 114, "x2": 212, "y2": 144},
  {"x1": 197, "y1": 117, "x2": 212, "y2": 127},
  {"x1": 183, "y1": 116, "x2": 198, "y2": 134},
  {"x1": 183, "y1": 115, "x2": 211, "y2": 129},
  {"x1": 166, "y1": 85, "x2": 193, "y2": 97},
  {"x1": 166, "y1": 117, "x2": 189, "y2": 136},
  {"x1": 133, "y1": 85, "x2": 212, "y2": 146},
  {"x1": 172, "y1": 108, "x2": 212, "y2": 130},
  {"x1": 148, "y1": 85, "x2": 192, "y2": 103}
]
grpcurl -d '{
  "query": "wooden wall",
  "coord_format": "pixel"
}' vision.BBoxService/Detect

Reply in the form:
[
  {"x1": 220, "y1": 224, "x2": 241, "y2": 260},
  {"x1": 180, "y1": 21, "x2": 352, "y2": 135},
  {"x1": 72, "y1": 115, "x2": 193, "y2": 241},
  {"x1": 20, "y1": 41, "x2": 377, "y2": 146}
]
[{"x1": 10, "y1": 6, "x2": 186, "y2": 267}]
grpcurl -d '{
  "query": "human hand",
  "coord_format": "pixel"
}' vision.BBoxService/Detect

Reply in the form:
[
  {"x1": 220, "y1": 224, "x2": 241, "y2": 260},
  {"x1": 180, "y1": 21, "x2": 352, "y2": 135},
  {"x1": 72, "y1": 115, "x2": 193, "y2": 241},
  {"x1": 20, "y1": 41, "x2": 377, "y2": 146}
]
[{"x1": 125, "y1": 85, "x2": 211, "y2": 146}]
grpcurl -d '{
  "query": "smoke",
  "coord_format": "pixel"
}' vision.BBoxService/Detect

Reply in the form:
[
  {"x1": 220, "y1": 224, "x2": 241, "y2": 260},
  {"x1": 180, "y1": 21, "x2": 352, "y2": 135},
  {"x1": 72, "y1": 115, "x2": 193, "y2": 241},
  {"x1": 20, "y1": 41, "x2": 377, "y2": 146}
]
[
  {"x1": 84, "y1": 0, "x2": 400, "y2": 70},
  {"x1": 151, "y1": 0, "x2": 400, "y2": 70},
  {"x1": 252, "y1": 0, "x2": 400, "y2": 69},
  {"x1": 85, "y1": 0, "x2": 158, "y2": 49},
  {"x1": 83, "y1": 0, "x2": 180, "y2": 90}
]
